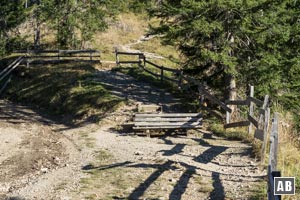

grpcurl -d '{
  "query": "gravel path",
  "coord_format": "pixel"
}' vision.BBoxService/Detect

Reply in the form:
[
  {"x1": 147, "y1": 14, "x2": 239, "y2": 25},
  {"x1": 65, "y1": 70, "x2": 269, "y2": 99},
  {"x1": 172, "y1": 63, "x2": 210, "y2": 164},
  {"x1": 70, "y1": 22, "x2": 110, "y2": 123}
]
[{"x1": 0, "y1": 69, "x2": 265, "y2": 200}]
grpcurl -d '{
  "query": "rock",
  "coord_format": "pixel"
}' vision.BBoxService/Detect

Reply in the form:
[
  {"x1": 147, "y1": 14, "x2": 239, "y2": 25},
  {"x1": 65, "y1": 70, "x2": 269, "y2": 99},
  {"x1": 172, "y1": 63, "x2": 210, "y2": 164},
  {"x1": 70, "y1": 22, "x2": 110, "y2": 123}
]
[
  {"x1": 161, "y1": 186, "x2": 167, "y2": 191},
  {"x1": 41, "y1": 167, "x2": 48, "y2": 173},
  {"x1": 134, "y1": 151, "x2": 143, "y2": 155},
  {"x1": 168, "y1": 178, "x2": 176, "y2": 183},
  {"x1": 53, "y1": 157, "x2": 60, "y2": 165}
]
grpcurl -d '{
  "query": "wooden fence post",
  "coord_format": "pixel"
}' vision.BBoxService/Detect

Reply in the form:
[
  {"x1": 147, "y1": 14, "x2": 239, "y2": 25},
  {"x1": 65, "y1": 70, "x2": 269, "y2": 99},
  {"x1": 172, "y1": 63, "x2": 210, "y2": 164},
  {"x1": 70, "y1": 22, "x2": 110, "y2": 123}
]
[
  {"x1": 261, "y1": 107, "x2": 270, "y2": 164},
  {"x1": 269, "y1": 112, "x2": 279, "y2": 171},
  {"x1": 161, "y1": 66, "x2": 164, "y2": 83},
  {"x1": 226, "y1": 110, "x2": 231, "y2": 124},
  {"x1": 259, "y1": 95, "x2": 269, "y2": 124},
  {"x1": 58, "y1": 50, "x2": 60, "y2": 60},
  {"x1": 248, "y1": 85, "x2": 254, "y2": 134},
  {"x1": 178, "y1": 71, "x2": 183, "y2": 89},
  {"x1": 115, "y1": 49, "x2": 119, "y2": 65},
  {"x1": 90, "y1": 51, "x2": 92, "y2": 61}
]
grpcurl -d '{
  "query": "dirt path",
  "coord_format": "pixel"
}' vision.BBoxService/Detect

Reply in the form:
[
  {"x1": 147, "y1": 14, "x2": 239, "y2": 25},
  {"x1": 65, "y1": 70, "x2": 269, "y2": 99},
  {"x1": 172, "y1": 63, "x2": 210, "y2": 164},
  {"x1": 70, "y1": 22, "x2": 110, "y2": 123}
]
[
  {"x1": 0, "y1": 69, "x2": 265, "y2": 200},
  {"x1": 118, "y1": 35, "x2": 165, "y2": 60}
]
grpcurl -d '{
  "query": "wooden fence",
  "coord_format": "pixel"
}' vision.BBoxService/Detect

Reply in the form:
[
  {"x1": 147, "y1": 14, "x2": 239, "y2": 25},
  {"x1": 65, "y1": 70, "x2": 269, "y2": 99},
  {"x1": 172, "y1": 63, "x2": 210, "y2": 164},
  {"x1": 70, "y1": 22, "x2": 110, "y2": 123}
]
[
  {"x1": 268, "y1": 113, "x2": 281, "y2": 200},
  {"x1": 15, "y1": 49, "x2": 101, "y2": 66},
  {"x1": 224, "y1": 88, "x2": 270, "y2": 163},
  {"x1": 0, "y1": 56, "x2": 24, "y2": 95},
  {"x1": 115, "y1": 49, "x2": 231, "y2": 116},
  {"x1": 115, "y1": 49, "x2": 281, "y2": 198}
]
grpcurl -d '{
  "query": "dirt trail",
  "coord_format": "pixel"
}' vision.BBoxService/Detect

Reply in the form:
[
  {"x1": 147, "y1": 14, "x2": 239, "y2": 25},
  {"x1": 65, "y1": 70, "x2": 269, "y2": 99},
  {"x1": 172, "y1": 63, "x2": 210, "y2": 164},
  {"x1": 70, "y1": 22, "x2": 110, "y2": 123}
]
[
  {"x1": 0, "y1": 68, "x2": 265, "y2": 200},
  {"x1": 118, "y1": 35, "x2": 165, "y2": 60}
]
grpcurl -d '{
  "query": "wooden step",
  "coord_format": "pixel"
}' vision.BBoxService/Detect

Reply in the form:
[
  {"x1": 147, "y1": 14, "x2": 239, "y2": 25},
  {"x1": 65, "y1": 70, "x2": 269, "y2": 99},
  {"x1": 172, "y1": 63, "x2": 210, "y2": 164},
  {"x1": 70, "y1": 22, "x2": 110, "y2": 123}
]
[
  {"x1": 133, "y1": 125, "x2": 203, "y2": 130},
  {"x1": 134, "y1": 117, "x2": 202, "y2": 122},
  {"x1": 135, "y1": 113, "x2": 202, "y2": 118},
  {"x1": 134, "y1": 122, "x2": 201, "y2": 126}
]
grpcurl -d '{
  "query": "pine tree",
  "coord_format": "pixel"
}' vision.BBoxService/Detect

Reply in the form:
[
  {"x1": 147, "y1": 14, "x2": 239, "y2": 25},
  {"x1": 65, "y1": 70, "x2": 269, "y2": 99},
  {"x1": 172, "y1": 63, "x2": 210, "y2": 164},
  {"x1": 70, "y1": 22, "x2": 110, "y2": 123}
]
[
  {"x1": 0, "y1": 0, "x2": 26, "y2": 56},
  {"x1": 149, "y1": 0, "x2": 300, "y2": 115},
  {"x1": 39, "y1": 0, "x2": 121, "y2": 49}
]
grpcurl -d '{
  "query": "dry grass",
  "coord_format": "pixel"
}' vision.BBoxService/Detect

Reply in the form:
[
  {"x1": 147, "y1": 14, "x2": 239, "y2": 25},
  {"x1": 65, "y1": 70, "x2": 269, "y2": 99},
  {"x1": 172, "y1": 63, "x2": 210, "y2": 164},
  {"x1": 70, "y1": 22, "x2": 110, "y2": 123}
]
[
  {"x1": 131, "y1": 37, "x2": 182, "y2": 68},
  {"x1": 275, "y1": 112, "x2": 300, "y2": 199},
  {"x1": 92, "y1": 13, "x2": 149, "y2": 61}
]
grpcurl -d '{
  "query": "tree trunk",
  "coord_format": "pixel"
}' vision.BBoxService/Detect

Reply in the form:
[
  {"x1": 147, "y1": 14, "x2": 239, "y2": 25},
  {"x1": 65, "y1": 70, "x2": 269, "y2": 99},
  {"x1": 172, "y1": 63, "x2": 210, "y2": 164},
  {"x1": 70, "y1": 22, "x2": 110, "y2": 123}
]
[
  {"x1": 227, "y1": 73, "x2": 237, "y2": 116},
  {"x1": 34, "y1": 21, "x2": 40, "y2": 49}
]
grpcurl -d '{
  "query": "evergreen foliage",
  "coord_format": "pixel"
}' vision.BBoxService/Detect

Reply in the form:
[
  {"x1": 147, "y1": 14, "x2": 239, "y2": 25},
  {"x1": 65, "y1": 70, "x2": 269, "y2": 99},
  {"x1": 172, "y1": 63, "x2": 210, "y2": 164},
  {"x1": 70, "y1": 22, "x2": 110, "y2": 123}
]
[
  {"x1": 0, "y1": 0, "x2": 26, "y2": 56},
  {"x1": 31, "y1": 0, "x2": 121, "y2": 49},
  {"x1": 149, "y1": 0, "x2": 300, "y2": 118}
]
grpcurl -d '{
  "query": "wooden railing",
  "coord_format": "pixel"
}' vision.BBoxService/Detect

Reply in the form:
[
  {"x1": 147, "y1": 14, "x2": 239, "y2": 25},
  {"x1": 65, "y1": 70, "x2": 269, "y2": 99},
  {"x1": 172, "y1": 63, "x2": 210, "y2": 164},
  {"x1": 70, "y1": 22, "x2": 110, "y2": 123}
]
[
  {"x1": 0, "y1": 56, "x2": 24, "y2": 95},
  {"x1": 15, "y1": 49, "x2": 101, "y2": 66},
  {"x1": 115, "y1": 49, "x2": 282, "y2": 199},
  {"x1": 224, "y1": 90, "x2": 270, "y2": 162},
  {"x1": 115, "y1": 49, "x2": 231, "y2": 116}
]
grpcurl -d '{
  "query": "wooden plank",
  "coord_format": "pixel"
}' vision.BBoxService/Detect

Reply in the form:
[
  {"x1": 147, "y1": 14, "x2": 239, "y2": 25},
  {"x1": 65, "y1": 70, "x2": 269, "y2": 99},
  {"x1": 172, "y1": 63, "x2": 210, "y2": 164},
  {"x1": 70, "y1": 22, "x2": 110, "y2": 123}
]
[
  {"x1": 261, "y1": 107, "x2": 270, "y2": 164},
  {"x1": 269, "y1": 113, "x2": 279, "y2": 171},
  {"x1": 161, "y1": 66, "x2": 164, "y2": 83},
  {"x1": 135, "y1": 113, "x2": 202, "y2": 117},
  {"x1": 224, "y1": 121, "x2": 250, "y2": 129},
  {"x1": 0, "y1": 57, "x2": 23, "y2": 77},
  {"x1": 225, "y1": 100, "x2": 249, "y2": 106},
  {"x1": 248, "y1": 114, "x2": 259, "y2": 128},
  {"x1": 18, "y1": 49, "x2": 99, "y2": 54},
  {"x1": 0, "y1": 58, "x2": 23, "y2": 82},
  {"x1": 145, "y1": 60, "x2": 162, "y2": 69},
  {"x1": 133, "y1": 125, "x2": 203, "y2": 130},
  {"x1": 28, "y1": 59, "x2": 99, "y2": 64},
  {"x1": 254, "y1": 129, "x2": 264, "y2": 141},
  {"x1": 247, "y1": 96, "x2": 263, "y2": 106},
  {"x1": 28, "y1": 55, "x2": 99, "y2": 58},
  {"x1": 117, "y1": 51, "x2": 144, "y2": 55},
  {"x1": 226, "y1": 111, "x2": 231, "y2": 124},
  {"x1": 59, "y1": 50, "x2": 99, "y2": 54},
  {"x1": 134, "y1": 117, "x2": 202, "y2": 122},
  {"x1": 248, "y1": 86, "x2": 254, "y2": 134},
  {"x1": 258, "y1": 95, "x2": 269, "y2": 128},
  {"x1": 118, "y1": 61, "x2": 141, "y2": 64},
  {"x1": 134, "y1": 122, "x2": 201, "y2": 126}
]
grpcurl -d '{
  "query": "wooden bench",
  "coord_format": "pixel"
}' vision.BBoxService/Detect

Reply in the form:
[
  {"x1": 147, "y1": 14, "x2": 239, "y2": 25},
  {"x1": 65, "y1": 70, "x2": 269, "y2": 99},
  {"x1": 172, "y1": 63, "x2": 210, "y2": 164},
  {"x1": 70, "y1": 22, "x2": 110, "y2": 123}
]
[{"x1": 133, "y1": 113, "x2": 203, "y2": 131}]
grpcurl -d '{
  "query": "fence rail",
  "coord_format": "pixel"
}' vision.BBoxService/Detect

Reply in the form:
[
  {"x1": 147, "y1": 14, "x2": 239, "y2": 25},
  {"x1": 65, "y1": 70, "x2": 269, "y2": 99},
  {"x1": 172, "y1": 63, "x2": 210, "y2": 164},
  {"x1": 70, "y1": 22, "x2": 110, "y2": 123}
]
[
  {"x1": 0, "y1": 56, "x2": 24, "y2": 95},
  {"x1": 15, "y1": 49, "x2": 101, "y2": 66}
]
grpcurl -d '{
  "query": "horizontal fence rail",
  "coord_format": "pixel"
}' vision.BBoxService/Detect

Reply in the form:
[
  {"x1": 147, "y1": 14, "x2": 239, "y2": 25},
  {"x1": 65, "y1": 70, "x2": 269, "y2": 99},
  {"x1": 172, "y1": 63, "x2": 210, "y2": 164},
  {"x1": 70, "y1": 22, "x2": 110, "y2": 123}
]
[
  {"x1": 14, "y1": 49, "x2": 101, "y2": 66},
  {"x1": 0, "y1": 56, "x2": 24, "y2": 95}
]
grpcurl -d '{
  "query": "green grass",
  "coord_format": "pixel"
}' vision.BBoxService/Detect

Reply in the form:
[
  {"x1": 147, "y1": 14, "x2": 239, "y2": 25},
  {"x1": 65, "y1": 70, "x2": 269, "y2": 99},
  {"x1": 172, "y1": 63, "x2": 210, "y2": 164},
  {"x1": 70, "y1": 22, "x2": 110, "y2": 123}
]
[{"x1": 5, "y1": 62, "x2": 125, "y2": 124}]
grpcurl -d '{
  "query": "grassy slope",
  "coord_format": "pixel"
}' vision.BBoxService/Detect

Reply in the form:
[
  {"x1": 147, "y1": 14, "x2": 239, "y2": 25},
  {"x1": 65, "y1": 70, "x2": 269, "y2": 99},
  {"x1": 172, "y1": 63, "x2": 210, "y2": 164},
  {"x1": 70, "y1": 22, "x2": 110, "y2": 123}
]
[{"x1": 6, "y1": 62, "x2": 124, "y2": 124}]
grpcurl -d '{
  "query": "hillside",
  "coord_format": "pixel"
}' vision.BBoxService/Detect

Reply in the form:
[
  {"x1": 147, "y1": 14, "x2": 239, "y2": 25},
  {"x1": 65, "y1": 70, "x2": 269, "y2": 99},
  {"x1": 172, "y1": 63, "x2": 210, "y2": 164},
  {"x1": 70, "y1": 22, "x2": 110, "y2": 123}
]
[{"x1": 0, "y1": 2, "x2": 300, "y2": 200}]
